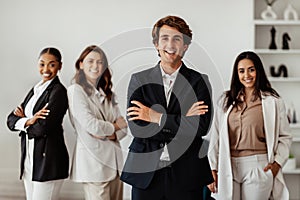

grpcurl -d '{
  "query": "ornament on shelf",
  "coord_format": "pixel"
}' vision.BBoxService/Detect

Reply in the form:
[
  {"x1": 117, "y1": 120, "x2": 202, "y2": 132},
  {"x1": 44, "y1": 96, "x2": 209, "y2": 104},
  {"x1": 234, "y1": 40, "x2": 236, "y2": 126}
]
[
  {"x1": 261, "y1": 0, "x2": 277, "y2": 20},
  {"x1": 293, "y1": 108, "x2": 297, "y2": 123},
  {"x1": 270, "y1": 64, "x2": 288, "y2": 77},
  {"x1": 269, "y1": 26, "x2": 277, "y2": 49},
  {"x1": 283, "y1": 155, "x2": 296, "y2": 170},
  {"x1": 284, "y1": 3, "x2": 298, "y2": 21},
  {"x1": 289, "y1": 103, "x2": 297, "y2": 124},
  {"x1": 287, "y1": 107, "x2": 292, "y2": 123},
  {"x1": 282, "y1": 32, "x2": 291, "y2": 50}
]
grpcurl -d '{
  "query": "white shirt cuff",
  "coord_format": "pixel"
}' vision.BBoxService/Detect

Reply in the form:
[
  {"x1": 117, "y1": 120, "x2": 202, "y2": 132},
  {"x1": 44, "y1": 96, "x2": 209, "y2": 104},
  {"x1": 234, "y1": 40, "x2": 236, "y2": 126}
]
[
  {"x1": 158, "y1": 114, "x2": 163, "y2": 126},
  {"x1": 15, "y1": 118, "x2": 30, "y2": 132}
]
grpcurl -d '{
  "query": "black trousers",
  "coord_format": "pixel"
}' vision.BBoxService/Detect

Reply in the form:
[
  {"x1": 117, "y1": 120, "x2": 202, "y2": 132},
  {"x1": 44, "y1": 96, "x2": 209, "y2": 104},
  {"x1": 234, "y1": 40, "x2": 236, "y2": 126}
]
[{"x1": 131, "y1": 166, "x2": 204, "y2": 200}]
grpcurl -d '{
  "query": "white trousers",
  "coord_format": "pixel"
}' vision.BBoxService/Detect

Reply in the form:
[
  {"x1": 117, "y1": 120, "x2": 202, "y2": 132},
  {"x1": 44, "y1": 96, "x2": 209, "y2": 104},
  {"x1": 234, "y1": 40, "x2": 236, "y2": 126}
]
[
  {"x1": 23, "y1": 137, "x2": 64, "y2": 200},
  {"x1": 231, "y1": 154, "x2": 273, "y2": 200},
  {"x1": 23, "y1": 178, "x2": 63, "y2": 200},
  {"x1": 83, "y1": 175, "x2": 123, "y2": 200}
]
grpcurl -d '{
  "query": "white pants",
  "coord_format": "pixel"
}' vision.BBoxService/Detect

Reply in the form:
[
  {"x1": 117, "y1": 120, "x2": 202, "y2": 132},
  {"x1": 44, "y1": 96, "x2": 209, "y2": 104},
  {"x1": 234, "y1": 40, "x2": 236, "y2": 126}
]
[
  {"x1": 231, "y1": 154, "x2": 273, "y2": 200},
  {"x1": 23, "y1": 178, "x2": 63, "y2": 200},
  {"x1": 83, "y1": 175, "x2": 123, "y2": 200},
  {"x1": 23, "y1": 137, "x2": 64, "y2": 200}
]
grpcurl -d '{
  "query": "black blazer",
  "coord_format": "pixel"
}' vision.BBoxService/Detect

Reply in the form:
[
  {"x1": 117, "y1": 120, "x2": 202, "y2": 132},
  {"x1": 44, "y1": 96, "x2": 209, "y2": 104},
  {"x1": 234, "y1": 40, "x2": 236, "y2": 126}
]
[
  {"x1": 121, "y1": 63, "x2": 214, "y2": 190},
  {"x1": 7, "y1": 76, "x2": 69, "y2": 181}
]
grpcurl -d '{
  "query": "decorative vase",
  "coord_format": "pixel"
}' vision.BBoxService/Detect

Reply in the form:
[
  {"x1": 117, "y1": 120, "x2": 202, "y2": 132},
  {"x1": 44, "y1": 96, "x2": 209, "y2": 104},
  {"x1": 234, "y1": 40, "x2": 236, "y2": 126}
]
[
  {"x1": 284, "y1": 3, "x2": 298, "y2": 21},
  {"x1": 283, "y1": 157, "x2": 296, "y2": 170},
  {"x1": 261, "y1": 5, "x2": 277, "y2": 20}
]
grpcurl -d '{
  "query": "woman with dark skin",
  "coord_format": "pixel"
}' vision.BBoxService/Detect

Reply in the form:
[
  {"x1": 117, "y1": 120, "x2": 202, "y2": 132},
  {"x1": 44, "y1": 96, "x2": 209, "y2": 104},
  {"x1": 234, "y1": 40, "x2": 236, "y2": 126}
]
[{"x1": 7, "y1": 47, "x2": 69, "y2": 200}]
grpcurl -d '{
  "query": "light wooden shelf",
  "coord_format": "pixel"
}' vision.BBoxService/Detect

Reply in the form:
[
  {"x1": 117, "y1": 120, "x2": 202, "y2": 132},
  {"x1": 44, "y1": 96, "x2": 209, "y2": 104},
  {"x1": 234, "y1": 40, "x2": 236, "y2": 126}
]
[
  {"x1": 283, "y1": 168, "x2": 300, "y2": 174},
  {"x1": 268, "y1": 77, "x2": 300, "y2": 82},
  {"x1": 254, "y1": 1, "x2": 300, "y2": 198},
  {"x1": 254, "y1": 20, "x2": 300, "y2": 25},
  {"x1": 292, "y1": 137, "x2": 300, "y2": 142},
  {"x1": 255, "y1": 49, "x2": 300, "y2": 54},
  {"x1": 291, "y1": 123, "x2": 300, "y2": 129}
]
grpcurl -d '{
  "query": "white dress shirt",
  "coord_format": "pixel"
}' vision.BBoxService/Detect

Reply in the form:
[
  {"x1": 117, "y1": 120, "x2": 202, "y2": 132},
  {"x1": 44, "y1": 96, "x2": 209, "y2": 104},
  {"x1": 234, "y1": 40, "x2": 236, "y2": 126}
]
[{"x1": 159, "y1": 65, "x2": 181, "y2": 161}]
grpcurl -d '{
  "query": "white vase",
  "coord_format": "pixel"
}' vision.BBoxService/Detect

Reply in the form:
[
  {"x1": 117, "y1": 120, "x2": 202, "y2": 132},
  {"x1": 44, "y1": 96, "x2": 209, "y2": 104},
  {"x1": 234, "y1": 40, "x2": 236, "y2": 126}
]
[
  {"x1": 284, "y1": 3, "x2": 298, "y2": 21},
  {"x1": 283, "y1": 158, "x2": 296, "y2": 170},
  {"x1": 261, "y1": 5, "x2": 277, "y2": 20}
]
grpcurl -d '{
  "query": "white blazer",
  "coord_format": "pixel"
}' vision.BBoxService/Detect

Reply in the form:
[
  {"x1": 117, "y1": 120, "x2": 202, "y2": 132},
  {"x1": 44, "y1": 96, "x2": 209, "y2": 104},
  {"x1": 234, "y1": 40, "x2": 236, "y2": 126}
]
[
  {"x1": 67, "y1": 83, "x2": 127, "y2": 182},
  {"x1": 208, "y1": 94, "x2": 292, "y2": 200}
]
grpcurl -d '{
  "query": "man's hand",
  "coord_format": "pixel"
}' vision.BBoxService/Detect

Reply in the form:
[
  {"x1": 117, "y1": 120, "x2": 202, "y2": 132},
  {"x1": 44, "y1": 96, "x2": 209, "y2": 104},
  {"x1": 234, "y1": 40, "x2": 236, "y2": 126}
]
[
  {"x1": 186, "y1": 101, "x2": 208, "y2": 116},
  {"x1": 127, "y1": 100, "x2": 162, "y2": 124}
]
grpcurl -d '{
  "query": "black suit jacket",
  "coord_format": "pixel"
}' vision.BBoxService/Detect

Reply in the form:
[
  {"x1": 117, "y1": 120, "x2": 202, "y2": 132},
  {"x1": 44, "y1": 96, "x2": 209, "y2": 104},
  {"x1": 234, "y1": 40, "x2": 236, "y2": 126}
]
[
  {"x1": 121, "y1": 63, "x2": 213, "y2": 190},
  {"x1": 7, "y1": 76, "x2": 69, "y2": 181}
]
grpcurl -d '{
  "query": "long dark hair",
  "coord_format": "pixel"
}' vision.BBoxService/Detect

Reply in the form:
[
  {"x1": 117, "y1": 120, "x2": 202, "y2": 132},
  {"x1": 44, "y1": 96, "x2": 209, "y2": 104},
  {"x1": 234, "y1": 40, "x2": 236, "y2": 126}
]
[
  {"x1": 223, "y1": 51, "x2": 279, "y2": 111},
  {"x1": 72, "y1": 45, "x2": 113, "y2": 101}
]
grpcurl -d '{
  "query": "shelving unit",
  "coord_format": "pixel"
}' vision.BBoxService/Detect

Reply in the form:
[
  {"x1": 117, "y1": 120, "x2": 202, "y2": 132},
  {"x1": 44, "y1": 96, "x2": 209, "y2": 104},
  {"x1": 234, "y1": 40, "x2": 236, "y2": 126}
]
[
  {"x1": 269, "y1": 77, "x2": 300, "y2": 82},
  {"x1": 254, "y1": 0, "x2": 300, "y2": 199},
  {"x1": 291, "y1": 123, "x2": 300, "y2": 129},
  {"x1": 255, "y1": 49, "x2": 300, "y2": 54},
  {"x1": 283, "y1": 168, "x2": 300, "y2": 174},
  {"x1": 254, "y1": 20, "x2": 300, "y2": 25}
]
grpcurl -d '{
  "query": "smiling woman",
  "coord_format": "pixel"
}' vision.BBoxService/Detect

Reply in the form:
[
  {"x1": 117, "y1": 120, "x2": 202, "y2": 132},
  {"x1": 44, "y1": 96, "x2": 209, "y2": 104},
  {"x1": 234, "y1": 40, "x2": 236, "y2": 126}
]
[
  {"x1": 38, "y1": 49, "x2": 62, "y2": 83},
  {"x1": 67, "y1": 45, "x2": 128, "y2": 200},
  {"x1": 6, "y1": 47, "x2": 69, "y2": 200},
  {"x1": 208, "y1": 51, "x2": 292, "y2": 200},
  {"x1": 237, "y1": 58, "x2": 257, "y2": 95}
]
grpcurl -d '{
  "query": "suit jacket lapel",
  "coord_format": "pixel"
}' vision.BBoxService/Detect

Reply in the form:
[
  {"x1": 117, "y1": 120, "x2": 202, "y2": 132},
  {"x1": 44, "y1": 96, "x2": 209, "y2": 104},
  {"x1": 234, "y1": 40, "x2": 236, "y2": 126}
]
[
  {"x1": 262, "y1": 95, "x2": 276, "y2": 161},
  {"x1": 33, "y1": 76, "x2": 59, "y2": 112},
  {"x1": 149, "y1": 64, "x2": 167, "y2": 108},
  {"x1": 23, "y1": 89, "x2": 34, "y2": 108},
  {"x1": 168, "y1": 64, "x2": 190, "y2": 110}
]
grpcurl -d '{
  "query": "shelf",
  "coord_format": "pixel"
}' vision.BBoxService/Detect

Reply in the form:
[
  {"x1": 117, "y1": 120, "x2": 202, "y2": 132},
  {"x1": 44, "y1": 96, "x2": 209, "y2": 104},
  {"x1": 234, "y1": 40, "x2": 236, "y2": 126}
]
[
  {"x1": 283, "y1": 168, "x2": 300, "y2": 174},
  {"x1": 292, "y1": 137, "x2": 300, "y2": 142},
  {"x1": 254, "y1": 20, "x2": 300, "y2": 25},
  {"x1": 255, "y1": 49, "x2": 300, "y2": 54},
  {"x1": 268, "y1": 77, "x2": 300, "y2": 82},
  {"x1": 291, "y1": 123, "x2": 300, "y2": 129}
]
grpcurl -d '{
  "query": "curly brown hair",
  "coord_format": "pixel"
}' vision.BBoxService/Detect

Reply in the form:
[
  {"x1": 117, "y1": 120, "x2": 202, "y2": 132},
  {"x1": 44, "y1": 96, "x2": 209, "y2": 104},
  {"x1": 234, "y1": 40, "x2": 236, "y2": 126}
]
[{"x1": 152, "y1": 15, "x2": 192, "y2": 46}]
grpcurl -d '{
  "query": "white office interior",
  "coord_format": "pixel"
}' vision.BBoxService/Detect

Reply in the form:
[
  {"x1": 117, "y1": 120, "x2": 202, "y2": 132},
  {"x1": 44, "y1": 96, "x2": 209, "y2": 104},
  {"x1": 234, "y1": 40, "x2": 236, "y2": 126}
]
[{"x1": 1, "y1": 0, "x2": 300, "y2": 199}]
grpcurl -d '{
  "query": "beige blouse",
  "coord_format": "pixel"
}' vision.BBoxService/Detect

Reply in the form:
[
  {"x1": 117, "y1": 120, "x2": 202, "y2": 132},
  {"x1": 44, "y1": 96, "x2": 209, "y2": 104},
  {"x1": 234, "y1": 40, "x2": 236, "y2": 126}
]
[{"x1": 228, "y1": 93, "x2": 267, "y2": 157}]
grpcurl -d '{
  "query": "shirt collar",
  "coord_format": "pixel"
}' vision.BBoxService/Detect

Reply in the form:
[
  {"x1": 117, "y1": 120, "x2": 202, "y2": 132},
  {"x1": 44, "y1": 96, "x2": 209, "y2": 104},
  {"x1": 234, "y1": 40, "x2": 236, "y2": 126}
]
[
  {"x1": 236, "y1": 89, "x2": 260, "y2": 102},
  {"x1": 94, "y1": 87, "x2": 106, "y2": 103},
  {"x1": 34, "y1": 76, "x2": 55, "y2": 93},
  {"x1": 85, "y1": 80, "x2": 106, "y2": 103},
  {"x1": 160, "y1": 64, "x2": 181, "y2": 80},
  {"x1": 236, "y1": 90, "x2": 245, "y2": 102}
]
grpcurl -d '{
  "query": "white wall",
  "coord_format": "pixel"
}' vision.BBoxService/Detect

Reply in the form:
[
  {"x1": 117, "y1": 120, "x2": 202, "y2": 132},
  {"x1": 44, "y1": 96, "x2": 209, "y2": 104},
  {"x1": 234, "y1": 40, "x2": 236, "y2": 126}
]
[{"x1": 0, "y1": 0, "x2": 253, "y2": 199}]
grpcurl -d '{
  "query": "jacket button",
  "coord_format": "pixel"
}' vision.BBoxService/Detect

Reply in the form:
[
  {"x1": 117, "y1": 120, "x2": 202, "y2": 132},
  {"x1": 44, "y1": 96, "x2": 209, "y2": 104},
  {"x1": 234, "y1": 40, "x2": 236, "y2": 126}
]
[
  {"x1": 160, "y1": 143, "x2": 164, "y2": 148},
  {"x1": 44, "y1": 134, "x2": 47, "y2": 138},
  {"x1": 42, "y1": 153, "x2": 46, "y2": 157}
]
